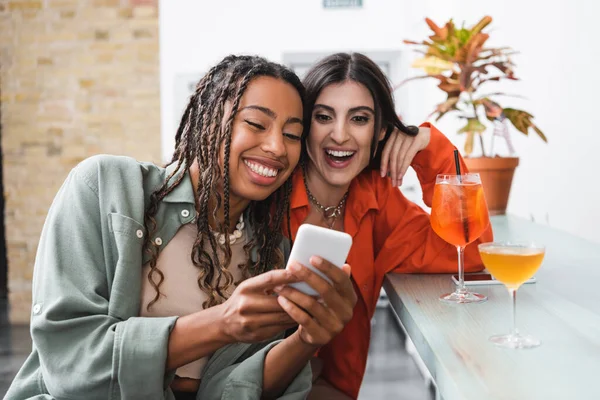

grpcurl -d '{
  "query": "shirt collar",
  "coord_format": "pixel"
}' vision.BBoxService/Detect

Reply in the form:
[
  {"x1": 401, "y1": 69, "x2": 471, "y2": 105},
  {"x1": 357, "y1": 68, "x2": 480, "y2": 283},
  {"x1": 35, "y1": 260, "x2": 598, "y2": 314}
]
[
  {"x1": 162, "y1": 162, "x2": 196, "y2": 205},
  {"x1": 347, "y1": 171, "x2": 380, "y2": 215}
]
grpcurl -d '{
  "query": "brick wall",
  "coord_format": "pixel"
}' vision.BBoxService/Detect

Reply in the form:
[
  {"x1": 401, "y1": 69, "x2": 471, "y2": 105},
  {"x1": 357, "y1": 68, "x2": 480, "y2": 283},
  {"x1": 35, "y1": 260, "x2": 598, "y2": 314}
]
[{"x1": 0, "y1": 0, "x2": 161, "y2": 323}]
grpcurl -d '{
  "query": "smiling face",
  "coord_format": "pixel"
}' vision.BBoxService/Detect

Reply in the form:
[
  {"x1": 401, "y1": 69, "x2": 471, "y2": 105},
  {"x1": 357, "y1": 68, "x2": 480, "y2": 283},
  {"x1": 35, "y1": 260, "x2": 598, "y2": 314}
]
[
  {"x1": 306, "y1": 80, "x2": 383, "y2": 188},
  {"x1": 224, "y1": 76, "x2": 303, "y2": 203}
]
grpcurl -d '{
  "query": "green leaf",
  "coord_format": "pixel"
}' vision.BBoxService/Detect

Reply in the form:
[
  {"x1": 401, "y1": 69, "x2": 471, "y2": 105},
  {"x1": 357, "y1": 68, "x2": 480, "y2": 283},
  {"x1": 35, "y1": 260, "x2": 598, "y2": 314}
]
[
  {"x1": 393, "y1": 74, "x2": 439, "y2": 90},
  {"x1": 403, "y1": 40, "x2": 427, "y2": 45},
  {"x1": 464, "y1": 131, "x2": 475, "y2": 155},
  {"x1": 470, "y1": 16, "x2": 493, "y2": 36},
  {"x1": 435, "y1": 112, "x2": 447, "y2": 121},
  {"x1": 458, "y1": 118, "x2": 487, "y2": 134},
  {"x1": 503, "y1": 108, "x2": 548, "y2": 142},
  {"x1": 532, "y1": 125, "x2": 548, "y2": 142},
  {"x1": 459, "y1": 115, "x2": 489, "y2": 156},
  {"x1": 503, "y1": 108, "x2": 533, "y2": 134},
  {"x1": 474, "y1": 92, "x2": 525, "y2": 100},
  {"x1": 436, "y1": 96, "x2": 460, "y2": 113}
]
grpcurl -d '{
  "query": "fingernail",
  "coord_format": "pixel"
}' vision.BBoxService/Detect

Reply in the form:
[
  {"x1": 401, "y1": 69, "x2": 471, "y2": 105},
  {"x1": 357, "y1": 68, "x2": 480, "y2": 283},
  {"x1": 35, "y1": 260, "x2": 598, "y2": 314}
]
[
  {"x1": 380, "y1": 169, "x2": 386, "y2": 177},
  {"x1": 277, "y1": 295, "x2": 289, "y2": 305},
  {"x1": 311, "y1": 256, "x2": 323, "y2": 266},
  {"x1": 289, "y1": 263, "x2": 301, "y2": 272},
  {"x1": 273, "y1": 285, "x2": 284, "y2": 293}
]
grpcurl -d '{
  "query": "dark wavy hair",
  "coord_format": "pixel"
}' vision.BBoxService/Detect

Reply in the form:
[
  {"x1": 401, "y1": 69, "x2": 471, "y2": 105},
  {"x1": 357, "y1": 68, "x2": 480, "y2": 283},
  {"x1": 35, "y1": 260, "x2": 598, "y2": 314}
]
[
  {"x1": 302, "y1": 52, "x2": 418, "y2": 168},
  {"x1": 143, "y1": 55, "x2": 304, "y2": 309}
]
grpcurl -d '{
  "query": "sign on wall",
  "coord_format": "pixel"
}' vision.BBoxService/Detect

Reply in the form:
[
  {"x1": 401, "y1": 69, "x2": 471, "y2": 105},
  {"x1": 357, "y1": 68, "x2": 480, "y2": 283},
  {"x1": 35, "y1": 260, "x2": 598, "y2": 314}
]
[{"x1": 323, "y1": 0, "x2": 362, "y2": 8}]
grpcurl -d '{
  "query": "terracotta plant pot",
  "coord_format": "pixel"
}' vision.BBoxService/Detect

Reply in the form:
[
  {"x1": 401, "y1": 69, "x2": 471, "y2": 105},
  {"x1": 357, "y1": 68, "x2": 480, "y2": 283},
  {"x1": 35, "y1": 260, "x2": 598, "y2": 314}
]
[{"x1": 464, "y1": 157, "x2": 519, "y2": 216}]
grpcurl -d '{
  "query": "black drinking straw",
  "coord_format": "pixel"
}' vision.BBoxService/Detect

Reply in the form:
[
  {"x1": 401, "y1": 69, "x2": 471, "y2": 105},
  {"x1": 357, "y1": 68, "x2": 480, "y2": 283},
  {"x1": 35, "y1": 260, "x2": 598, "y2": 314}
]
[
  {"x1": 453, "y1": 149, "x2": 462, "y2": 178},
  {"x1": 454, "y1": 150, "x2": 470, "y2": 243}
]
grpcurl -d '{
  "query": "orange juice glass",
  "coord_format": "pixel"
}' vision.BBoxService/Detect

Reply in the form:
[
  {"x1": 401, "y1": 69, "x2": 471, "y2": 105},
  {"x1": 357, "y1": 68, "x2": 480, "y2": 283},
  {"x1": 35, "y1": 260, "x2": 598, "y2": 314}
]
[
  {"x1": 479, "y1": 242, "x2": 545, "y2": 349},
  {"x1": 431, "y1": 173, "x2": 490, "y2": 303}
]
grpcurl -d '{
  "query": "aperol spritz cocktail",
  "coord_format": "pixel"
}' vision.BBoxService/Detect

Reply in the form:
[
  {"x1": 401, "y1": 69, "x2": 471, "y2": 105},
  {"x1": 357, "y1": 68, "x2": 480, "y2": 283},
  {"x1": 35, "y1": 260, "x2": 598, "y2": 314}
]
[
  {"x1": 479, "y1": 242, "x2": 545, "y2": 349},
  {"x1": 431, "y1": 174, "x2": 490, "y2": 303}
]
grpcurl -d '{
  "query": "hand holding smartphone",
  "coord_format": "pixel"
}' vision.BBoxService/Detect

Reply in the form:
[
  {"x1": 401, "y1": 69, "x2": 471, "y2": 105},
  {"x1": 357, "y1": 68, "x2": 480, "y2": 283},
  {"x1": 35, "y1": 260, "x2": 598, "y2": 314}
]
[{"x1": 286, "y1": 224, "x2": 352, "y2": 296}]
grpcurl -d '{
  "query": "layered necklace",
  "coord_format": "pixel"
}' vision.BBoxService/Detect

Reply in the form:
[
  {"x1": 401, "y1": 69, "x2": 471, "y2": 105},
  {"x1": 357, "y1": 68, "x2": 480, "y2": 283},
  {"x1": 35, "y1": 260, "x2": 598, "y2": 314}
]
[{"x1": 303, "y1": 169, "x2": 349, "y2": 229}]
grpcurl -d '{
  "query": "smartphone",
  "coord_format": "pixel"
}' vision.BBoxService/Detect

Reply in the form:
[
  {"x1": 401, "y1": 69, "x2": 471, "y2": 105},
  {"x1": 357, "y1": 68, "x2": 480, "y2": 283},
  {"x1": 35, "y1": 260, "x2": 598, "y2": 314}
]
[
  {"x1": 286, "y1": 224, "x2": 353, "y2": 296},
  {"x1": 452, "y1": 273, "x2": 536, "y2": 286}
]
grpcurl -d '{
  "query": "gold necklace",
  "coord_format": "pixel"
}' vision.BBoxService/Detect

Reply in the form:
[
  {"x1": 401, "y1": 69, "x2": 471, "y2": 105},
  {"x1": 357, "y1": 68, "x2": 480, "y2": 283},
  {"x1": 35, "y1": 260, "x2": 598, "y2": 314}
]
[{"x1": 303, "y1": 171, "x2": 348, "y2": 229}]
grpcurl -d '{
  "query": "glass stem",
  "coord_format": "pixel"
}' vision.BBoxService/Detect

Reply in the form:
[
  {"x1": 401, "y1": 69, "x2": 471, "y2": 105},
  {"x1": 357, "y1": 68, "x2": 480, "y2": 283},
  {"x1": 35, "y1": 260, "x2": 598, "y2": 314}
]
[
  {"x1": 457, "y1": 246, "x2": 467, "y2": 294},
  {"x1": 509, "y1": 288, "x2": 519, "y2": 336}
]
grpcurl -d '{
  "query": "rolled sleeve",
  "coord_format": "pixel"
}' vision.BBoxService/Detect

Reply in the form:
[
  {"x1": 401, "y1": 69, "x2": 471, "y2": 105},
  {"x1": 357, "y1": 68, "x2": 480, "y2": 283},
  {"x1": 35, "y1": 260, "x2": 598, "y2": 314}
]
[
  {"x1": 30, "y1": 165, "x2": 178, "y2": 400},
  {"x1": 198, "y1": 341, "x2": 312, "y2": 400},
  {"x1": 113, "y1": 316, "x2": 178, "y2": 399}
]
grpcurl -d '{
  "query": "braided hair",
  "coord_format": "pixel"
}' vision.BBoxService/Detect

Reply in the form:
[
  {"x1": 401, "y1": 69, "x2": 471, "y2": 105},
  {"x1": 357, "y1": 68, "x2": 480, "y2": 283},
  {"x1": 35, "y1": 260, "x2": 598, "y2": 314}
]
[{"x1": 144, "y1": 55, "x2": 304, "y2": 309}]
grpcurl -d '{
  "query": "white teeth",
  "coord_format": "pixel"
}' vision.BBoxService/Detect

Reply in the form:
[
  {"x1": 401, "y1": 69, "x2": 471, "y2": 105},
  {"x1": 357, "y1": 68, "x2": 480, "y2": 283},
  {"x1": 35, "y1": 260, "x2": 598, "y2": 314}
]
[
  {"x1": 244, "y1": 160, "x2": 279, "y2": 178},
  {"x1": 326, "y1": 149, "x2": 355, "y2": 157}
]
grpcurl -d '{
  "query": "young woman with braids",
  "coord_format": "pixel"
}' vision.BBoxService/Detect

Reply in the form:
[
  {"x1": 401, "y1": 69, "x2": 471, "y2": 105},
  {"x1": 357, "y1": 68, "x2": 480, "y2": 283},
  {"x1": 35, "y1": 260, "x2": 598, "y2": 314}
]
[
  {"x1": 5, "y1": 55, "x2": 356, "y2": 400},
  {"x1": 278, "y1": 53, "x2": 494, "y2": 399}
]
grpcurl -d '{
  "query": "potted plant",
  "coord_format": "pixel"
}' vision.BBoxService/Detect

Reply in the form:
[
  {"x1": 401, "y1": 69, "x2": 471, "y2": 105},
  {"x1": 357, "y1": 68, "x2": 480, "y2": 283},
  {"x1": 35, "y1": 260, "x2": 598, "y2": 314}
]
[{"x1": 398, "y1": 16, "x2": 547, "y2": 215}]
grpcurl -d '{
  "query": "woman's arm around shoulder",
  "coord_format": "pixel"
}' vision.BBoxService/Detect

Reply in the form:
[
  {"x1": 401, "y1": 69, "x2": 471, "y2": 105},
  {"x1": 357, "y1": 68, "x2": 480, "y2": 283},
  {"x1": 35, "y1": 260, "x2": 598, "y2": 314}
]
[{"x1": 371, "y1": 125, "x2": 493, "y2": 274}]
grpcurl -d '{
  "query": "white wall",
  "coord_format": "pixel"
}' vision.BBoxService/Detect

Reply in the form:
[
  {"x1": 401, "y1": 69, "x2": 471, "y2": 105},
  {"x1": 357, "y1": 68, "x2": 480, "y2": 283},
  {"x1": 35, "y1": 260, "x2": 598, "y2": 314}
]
[
  {"x1": 159, "y1": 0, "x2": 423, "y2": 157},
  {"x1": 159, "y1": 0, "x2": 600, "y2": 244}
]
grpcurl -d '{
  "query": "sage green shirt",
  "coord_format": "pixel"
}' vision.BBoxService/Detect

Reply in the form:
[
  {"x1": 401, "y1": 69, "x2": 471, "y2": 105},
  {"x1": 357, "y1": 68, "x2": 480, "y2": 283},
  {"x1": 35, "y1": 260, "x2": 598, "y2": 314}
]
[{"x1": 4, "y1": 155, "x2": 311, "y2": 400}]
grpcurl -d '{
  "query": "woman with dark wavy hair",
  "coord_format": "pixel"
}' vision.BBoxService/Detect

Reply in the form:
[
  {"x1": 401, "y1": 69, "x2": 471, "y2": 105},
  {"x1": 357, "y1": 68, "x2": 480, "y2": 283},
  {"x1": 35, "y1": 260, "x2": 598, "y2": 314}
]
[
  {"x1": 278, "y1": 53, "x2": 493, "y2": 399},
  {"x1": 5, "y1": 54, "x2": 356, "y2": 400}
]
